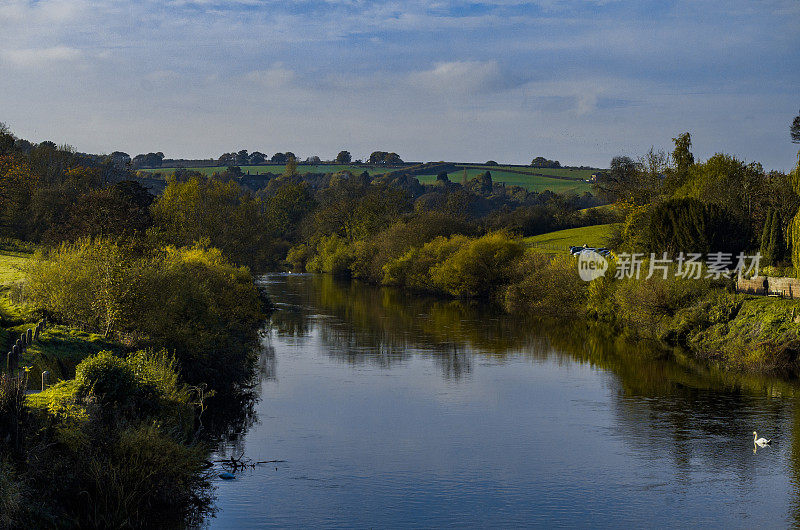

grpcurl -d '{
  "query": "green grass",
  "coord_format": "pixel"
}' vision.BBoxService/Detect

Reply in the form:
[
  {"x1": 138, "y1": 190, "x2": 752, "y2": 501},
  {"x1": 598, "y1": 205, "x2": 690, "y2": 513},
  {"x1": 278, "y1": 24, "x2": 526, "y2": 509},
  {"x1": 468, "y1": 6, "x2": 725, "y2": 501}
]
[
  {"x1": 418, "y1": 169, "x2": 592, "y2": 193},
  {"x1": 0, "y1": 250, "x2": 31, "y2": 285},
  {"x1": 464, "y1": 165, "x2": 598, "y2": 180},
  {"x1": 21, "y1": 325, "x2": 123, "y2": 383},
  {"x1": 523, "y1": 223, "x2": 616, "y2": 251},
  {"x1": 142, "y1": 164, "x2": 596, "y2": 194},
  {"x1": 0, "y1": 247, "x2": 122, "y2": 384}
]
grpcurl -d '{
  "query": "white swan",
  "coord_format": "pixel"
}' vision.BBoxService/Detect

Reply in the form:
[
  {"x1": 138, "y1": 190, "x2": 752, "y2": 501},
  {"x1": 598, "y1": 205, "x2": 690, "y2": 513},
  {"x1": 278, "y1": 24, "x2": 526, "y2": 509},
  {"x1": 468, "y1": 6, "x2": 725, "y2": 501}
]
[{"x1": 753, "y1": 431, "x2": 772, "y2": 447}]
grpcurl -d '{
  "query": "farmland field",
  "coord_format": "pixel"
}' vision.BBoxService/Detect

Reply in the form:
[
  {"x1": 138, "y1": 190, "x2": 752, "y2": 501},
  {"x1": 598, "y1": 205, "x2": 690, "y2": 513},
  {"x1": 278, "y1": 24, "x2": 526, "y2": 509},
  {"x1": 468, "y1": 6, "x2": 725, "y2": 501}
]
[
  {"x1": 417, "y1": 169, "x2": 592, "y2": 193},
  {"x1": 523, "y1": 223, "x2": 617, "y2": 251},
  {"x1": 463, "y1": 165, "x2": 598, "y2": 180},
  {"x1": 141, "y1": 163, "x2": 599, "y2": 194}
]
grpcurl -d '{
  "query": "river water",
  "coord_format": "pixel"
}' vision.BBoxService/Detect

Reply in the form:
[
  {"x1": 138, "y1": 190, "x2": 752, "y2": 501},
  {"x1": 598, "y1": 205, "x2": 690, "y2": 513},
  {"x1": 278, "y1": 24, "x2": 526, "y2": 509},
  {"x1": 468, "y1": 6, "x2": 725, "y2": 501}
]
[{"x1": 208, "y1": 273, "x2": 800, "y2": 528}]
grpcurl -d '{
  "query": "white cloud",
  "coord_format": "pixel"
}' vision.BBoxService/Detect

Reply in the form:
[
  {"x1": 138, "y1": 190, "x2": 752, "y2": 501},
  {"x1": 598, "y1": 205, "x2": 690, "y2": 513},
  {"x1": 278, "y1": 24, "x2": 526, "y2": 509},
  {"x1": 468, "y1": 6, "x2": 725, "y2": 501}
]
[
  {"x1": 409, "y1": 61, "x2": 526, "y2": 95},
  {"x1": 246, "y1": 64, "x2": 298, "y2": 89},
  {"x1": 1, "y1": 46, "x2": 81, "y2": 67}
]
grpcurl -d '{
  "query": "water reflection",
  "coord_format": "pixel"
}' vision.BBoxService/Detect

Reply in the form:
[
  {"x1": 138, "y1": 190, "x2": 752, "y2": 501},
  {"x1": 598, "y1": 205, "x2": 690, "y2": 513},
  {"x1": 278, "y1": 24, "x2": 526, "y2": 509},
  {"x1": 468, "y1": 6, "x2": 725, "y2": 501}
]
[{"x1": 211, "y1": 273, "x2": 800, "y2": 526}]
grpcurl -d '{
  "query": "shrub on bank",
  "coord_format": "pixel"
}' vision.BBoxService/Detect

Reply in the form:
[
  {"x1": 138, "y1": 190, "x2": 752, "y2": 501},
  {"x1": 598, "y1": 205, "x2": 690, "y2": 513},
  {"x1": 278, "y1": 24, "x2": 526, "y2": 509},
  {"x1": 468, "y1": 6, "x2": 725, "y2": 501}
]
[
  {"x1": 382, "y1": 232, "x2": 524, "y2": 298},
  {"x1": 15, "y1": 349, "x2": 209, "y2": 527},
  {"x1": 504, "y1": 253, "x2": 588, "y2": 317},
  {"x1": 26, "y1": 238, "x2": 266, "y2": 389}
]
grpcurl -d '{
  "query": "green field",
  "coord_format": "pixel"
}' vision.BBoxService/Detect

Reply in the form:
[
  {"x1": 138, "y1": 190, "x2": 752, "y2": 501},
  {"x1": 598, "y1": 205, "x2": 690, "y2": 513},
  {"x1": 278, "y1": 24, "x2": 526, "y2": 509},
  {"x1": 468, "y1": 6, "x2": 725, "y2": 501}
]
[
  {"x1": 465, "y1": 165, "x2": 598, "y2": 180},
  {"x1": 523, "y1": 223, "x2": 616, "y2": 251},
  {"x1": 142, "y1": 163, "x2": 599, "y2": 194},
  {"x1": 417, "y1": 169, "x2": 592, "y2": 194},
  {"x1": 0, "y1": 250, "x2": 31, "y2": 284}
]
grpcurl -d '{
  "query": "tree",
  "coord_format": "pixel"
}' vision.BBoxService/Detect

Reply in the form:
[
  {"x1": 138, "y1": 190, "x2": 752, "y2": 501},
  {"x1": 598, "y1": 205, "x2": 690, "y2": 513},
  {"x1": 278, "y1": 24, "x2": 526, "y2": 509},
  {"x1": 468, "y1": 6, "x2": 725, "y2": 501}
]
[
  {"x1": 792, "y1": 109, "x2": 800, "y2": 144},
  {"x1": 150, "y1": 176, "x2": 276, "y2": 271},
  {"x1": 0, "y1": 124, "x2": 14, "y2": 156},
  {"x1": 283, "y1": 156, "x2": 298, "y2": 177},
  {"x1": 436, "y1": 171, "x2": 450, "y2": 184},
  {"x1": 531, "y1": 157, "x2": 560, "y2": 168},
  {"x1": 250, "y1": 151, "x2": 266, "y2": 165},
  {"x1": 368, "y1": 151, "x2": 403, "y2": 164},
  {"x1": 305, "y1": 155, "x2": 321, "y2": 164},
  {"x1": 663, "y1": 132, "x2": 694, "y2": 195},
  {"x1": 647, "y1": 198, "x2": 749, "y2": 256},
  {"x1": 235, "y1": 150, "x2": 249, "y2": 166},
  {"x1": 676, "y1": 152, "x2": 767, "y2": 227},
  {"x1": 271, "y1": 152, "x2": 288, "y2": 164},
  {"x1": 760, "y1": 209, "x2": 774, "y2": 261},
  {"x1": 384, "y1": 152, "x2": 403, "y2": 164},
  {"x1": 53, "y1": 180, "x2": 154, "y2": 242},
  {"x1": 767, "y1": 210, "x2": 786, "y2": 265},
  {"x1": 336, "y1": 151, "x2": 351, "y2": 164},
  {"x1": 593, "y1": 156, "x2": 652, "y2": 203},
  {"x1": 132, "y1": 152, "x2": 164, "y2": 169}
]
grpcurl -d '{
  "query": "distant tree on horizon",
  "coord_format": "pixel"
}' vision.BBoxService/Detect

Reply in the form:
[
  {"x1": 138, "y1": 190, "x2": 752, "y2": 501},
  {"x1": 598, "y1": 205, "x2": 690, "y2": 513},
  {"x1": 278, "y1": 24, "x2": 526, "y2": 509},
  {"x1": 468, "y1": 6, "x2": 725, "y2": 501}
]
[{"x1": 336, "y1": 151, "x2": 352, "y2": 164}]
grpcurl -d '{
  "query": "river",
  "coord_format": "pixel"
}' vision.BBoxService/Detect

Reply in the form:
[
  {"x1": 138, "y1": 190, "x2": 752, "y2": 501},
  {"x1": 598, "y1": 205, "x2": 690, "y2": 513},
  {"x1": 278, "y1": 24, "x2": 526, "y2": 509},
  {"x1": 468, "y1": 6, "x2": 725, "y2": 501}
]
[{"x1": 207, "y1": 273, "x2": 800, "y2": 528}]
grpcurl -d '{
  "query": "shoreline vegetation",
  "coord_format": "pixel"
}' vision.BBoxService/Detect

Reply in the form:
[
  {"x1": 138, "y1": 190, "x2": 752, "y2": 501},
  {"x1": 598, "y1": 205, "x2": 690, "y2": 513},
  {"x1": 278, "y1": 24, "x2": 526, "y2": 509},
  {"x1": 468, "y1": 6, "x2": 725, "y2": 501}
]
[{"x1": 1, "y1": 118, "x2": 799, "y2": 525}]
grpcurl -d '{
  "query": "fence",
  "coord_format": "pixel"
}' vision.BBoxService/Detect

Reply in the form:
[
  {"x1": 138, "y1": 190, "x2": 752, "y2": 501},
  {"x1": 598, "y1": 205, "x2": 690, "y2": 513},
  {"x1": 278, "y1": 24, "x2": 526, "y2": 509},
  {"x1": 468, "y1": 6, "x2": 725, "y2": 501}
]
[{"x1": 5, "y1": 318, "x2": 46, "y2": 377}]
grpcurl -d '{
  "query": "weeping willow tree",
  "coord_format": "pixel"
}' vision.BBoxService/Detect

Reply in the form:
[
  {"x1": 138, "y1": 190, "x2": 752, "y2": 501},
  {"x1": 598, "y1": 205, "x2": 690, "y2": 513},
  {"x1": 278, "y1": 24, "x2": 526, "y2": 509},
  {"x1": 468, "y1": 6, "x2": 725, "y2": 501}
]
[{"x1": 788, "y1": 153, "x2": 800, "y2": 274}]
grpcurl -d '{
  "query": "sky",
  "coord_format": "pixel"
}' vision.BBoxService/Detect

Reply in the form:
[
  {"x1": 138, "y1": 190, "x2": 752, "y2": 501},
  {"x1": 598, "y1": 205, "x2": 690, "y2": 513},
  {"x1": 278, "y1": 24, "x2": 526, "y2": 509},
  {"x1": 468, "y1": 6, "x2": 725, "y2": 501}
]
[{"x1": 0, "y1": 0, "x2": 798, "y2": 170}]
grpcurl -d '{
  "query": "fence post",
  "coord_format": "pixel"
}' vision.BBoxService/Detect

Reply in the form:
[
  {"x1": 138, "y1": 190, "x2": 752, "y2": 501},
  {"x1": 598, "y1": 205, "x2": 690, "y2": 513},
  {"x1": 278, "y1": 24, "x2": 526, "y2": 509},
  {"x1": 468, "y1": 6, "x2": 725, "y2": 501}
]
[{"x1": 42, "y1": 371, "x2": 50, "y2": 391}]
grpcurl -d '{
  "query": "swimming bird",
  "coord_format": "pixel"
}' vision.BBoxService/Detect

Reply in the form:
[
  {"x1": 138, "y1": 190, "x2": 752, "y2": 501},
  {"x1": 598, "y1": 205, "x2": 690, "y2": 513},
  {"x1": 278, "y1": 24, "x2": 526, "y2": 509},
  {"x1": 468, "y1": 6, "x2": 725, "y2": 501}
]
[{"x1": 753, "y1": 431, "x2": 772, "y2": 447}]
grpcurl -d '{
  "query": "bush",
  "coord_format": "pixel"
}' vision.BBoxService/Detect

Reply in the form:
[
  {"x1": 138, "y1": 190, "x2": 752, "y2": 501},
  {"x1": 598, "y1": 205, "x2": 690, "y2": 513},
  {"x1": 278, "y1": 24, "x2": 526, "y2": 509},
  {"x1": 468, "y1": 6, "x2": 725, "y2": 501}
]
[
  {"x1": 75, "y1": 350, "x2": 140, "y2": 405},
  {"x1": 504, "y1": 253, "x2": 588, "y2": 317},
  {"x1": 349, "y1": 212, "x2": 475, "y2": 283},
  {"x1": 611, "y1": 271, "x2": 712, "y2": 340},
  {"x1": 306, "y1": 234, "x2": 354, "y2": 276},
  {"x1": 26, "y1": 239, "x2": 266, "y2": 389},
  {"x1": 429, "y1": 232, "x2": 524, "y2": 298},
  {"x1": 383, "y1": 235, "x2": 470, "y2": 292}
]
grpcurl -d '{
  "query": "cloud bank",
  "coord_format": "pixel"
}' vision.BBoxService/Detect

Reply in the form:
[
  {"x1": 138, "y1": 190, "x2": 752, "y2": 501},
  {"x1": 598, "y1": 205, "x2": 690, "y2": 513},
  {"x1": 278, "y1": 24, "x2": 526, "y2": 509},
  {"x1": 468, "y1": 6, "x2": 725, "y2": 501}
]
[{"x1": 0, "y1": 0, "x2": 798, "y2": 169}]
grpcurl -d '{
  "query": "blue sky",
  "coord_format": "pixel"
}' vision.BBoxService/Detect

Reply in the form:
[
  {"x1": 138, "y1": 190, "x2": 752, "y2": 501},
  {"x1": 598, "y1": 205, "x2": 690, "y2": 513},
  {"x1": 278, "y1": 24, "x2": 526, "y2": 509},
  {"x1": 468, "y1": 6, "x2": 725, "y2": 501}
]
[{"x1": 0, "y1": 0, "x2": 798, "y2": 169}]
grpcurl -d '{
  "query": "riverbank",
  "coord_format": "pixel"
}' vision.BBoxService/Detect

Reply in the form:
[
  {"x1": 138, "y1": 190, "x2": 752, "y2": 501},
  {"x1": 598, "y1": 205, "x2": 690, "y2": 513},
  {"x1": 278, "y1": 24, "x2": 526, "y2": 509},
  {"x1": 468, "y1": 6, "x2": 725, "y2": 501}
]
[
  {"x1": 0, "y1": 240, "x2": 269, "y2": 527},
  {"x1": 296, "y1": 225, "x2": 800, "y2": 376}
]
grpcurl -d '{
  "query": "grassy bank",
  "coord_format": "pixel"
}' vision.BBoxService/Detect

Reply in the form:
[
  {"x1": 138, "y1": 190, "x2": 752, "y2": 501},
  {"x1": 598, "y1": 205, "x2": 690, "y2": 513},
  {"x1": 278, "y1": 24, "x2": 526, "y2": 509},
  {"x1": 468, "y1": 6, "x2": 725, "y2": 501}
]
[
  {"x1": 0, "y1": 248, "x2": 122, "y2": 383},
  {"x1": 524, "y1": 223, "x2": 616, "y2": 251}
]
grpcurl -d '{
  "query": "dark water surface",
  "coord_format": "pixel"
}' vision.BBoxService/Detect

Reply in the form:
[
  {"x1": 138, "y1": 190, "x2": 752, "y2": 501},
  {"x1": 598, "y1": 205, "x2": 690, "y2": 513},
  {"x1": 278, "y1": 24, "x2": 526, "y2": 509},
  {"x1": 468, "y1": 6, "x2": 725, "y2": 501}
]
[{"x1": 208, "y1": 274, "x2": 800, "y2": 528}]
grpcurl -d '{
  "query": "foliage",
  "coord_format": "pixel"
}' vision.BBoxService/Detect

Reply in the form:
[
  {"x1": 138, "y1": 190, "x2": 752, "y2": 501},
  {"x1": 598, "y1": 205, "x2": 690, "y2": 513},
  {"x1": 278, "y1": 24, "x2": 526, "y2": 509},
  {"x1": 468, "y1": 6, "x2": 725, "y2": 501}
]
[
  {"x1": 305, "y1": 234, "x2": 354, "y2": 276},
  {"x1": 26, "y1": 238, "x2": 266, "y2": 389},
  {"x1": 349, "y1": 212, "x2": 475, "y2": 283},
  {"x1": 428, "y1": 232, "x2": 524, "y2": 298},
  {"x1": 646, "y1": 198, "x2": 750, "y2": 256},
  {"x1": 19, "y1": 348, "x2": 208, "y2": 527},
  {"x1": 612, "y1": 271, "x2": 711, "y2": 340},
  {"x1": 368, "y1": 151, "x2": 403, "y2": 164},
  {"x1": 593, "y1": 155, "x2": 657, "y2": 204},
  {"x1": 760, "y1": 209, "x2": 787, "y2": 266},
  {"x1": 383, "y1": 232, "x2": 524, "y2": 299},
  {"x1": 504, "y1": 253, "x2": 587, "y2": 316},
  {"x1": 675, "y1": 152, "x2": 767, "y2": 232},
  {"x1": 662, "y1": 132, "x2": 694, "y2": 195},
  {"x1": 151, "y1": 175, "x2": 276, "y2": 272}
]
